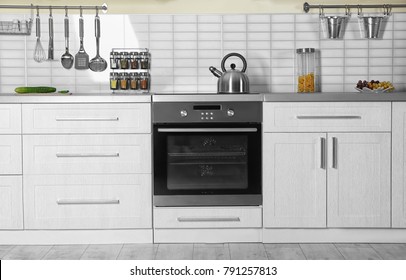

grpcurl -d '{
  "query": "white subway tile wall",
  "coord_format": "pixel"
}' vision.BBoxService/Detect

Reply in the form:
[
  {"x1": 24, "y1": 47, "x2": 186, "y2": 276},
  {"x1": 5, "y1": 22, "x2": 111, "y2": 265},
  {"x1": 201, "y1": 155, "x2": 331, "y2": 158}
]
[{"x1": 0, "y1": 13, "x2": 405, "y2": 94}]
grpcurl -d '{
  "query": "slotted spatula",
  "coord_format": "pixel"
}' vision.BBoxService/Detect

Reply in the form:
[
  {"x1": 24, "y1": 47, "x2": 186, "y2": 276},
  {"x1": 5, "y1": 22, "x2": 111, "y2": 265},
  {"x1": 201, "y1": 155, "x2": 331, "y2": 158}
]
[{"x1": 75, "y1": 11, "x2": 89, "y2": 70}]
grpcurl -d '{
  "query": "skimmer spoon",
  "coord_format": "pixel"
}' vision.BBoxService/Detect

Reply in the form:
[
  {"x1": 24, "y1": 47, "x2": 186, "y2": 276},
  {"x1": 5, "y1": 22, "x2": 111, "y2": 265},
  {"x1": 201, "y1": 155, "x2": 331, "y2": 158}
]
[{"x1": 61, "y1": 9, "x2": 74, "y2": 69}]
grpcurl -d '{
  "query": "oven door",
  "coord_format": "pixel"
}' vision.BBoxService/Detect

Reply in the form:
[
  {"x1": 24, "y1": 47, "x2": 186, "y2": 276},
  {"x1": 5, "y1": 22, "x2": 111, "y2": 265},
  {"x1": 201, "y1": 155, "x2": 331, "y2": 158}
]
[{"x1": 153, "y1": 123, "x2": 261, "y2": 206}]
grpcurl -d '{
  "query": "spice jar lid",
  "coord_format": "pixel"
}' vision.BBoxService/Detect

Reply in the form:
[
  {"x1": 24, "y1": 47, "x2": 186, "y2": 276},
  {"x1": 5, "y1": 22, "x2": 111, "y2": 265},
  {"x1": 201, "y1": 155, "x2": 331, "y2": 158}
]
[{"x1": 296, "y1": 48, "x2": 315, "y2": 54}]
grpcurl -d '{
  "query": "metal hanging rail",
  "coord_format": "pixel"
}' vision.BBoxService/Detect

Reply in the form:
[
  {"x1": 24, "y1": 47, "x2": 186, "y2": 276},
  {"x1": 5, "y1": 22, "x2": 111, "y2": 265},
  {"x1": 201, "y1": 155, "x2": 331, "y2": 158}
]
[
  {"x1": 0, "y1": 3, "x2": 108, "y2": 12},
  {"x1": 303, "y1": 2, "x2": 406, "y2": 13}
]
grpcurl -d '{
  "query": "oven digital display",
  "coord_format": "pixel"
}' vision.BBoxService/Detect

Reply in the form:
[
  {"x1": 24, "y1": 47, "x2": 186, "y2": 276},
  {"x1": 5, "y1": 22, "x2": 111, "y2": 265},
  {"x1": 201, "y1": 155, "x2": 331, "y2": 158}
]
[{"x1": 193, "y1": 105, "x2": 221, "y2": 110}]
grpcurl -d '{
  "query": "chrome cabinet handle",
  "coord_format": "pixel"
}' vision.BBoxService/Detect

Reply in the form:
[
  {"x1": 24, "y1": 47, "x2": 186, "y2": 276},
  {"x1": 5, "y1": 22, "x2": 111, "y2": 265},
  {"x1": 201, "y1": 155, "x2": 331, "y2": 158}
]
[
  {"x1": 55, "y1": 117, "x2": 119, "y2": 121},
  {"x1": 320, "y1": 137, "x2": 326, "y2": 169},
  {"x1": 57, "y1": 199, "x2": 120, "y2": 205},
  {"x1": 158, "y1": 128, "x2": 257, "y2": 133},
  {"x1": 332, "y1": 137, "x2": 338, "y2": 169},
  {"x1": 177, "y1": 217, "x2": 241, "y2": 222},
  {"x1": 56, "y1": 153, "x2": 119, "y2": 158},
  {"x1": 296, "y1": 116, "x2": 361, "y2": 119}
]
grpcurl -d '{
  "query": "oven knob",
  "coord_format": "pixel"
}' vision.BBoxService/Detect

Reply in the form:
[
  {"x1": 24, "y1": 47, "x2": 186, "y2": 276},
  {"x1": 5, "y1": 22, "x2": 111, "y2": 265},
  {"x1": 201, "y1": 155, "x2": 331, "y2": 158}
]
[
  {"x1": 180, "y1": 110, "x2": 188, "y2": 118},
  {"x1": 227, "y1": 109, "x2": 235, "y2": 117}
]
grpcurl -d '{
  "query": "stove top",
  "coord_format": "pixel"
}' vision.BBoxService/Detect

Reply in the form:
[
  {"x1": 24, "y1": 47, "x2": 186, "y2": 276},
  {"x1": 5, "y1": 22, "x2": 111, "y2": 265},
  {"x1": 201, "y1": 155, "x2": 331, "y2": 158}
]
[{"x1": 152, "y1": 93, "x2": 264, "y2": 103}]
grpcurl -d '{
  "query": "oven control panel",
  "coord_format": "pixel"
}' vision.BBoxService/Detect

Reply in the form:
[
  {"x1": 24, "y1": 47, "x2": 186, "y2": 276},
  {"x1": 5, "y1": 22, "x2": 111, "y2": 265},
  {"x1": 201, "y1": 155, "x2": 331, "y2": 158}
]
[{"x1": 153, "y1": 102, "x2": 262, "y2": 123}]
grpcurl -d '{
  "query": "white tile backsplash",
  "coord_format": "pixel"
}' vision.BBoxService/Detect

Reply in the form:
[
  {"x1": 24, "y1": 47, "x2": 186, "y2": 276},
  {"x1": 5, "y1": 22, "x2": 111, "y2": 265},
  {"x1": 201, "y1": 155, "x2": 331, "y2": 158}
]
[{"x1": 1, "y1": 13, "x2": 406, "y2": 94}]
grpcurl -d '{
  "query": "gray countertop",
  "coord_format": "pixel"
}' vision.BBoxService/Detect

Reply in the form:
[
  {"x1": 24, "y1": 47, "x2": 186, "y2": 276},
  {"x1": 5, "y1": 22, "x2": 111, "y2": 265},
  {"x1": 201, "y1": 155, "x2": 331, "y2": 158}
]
[{"x1": 263, "y1": 92, "x2": 406, "y2": 102}]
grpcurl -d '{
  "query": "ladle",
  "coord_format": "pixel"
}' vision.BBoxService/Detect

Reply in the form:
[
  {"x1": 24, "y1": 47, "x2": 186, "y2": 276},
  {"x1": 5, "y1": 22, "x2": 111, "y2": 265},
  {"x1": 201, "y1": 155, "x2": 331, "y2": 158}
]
[{"x1": 89, "y1": 8, "x2": 107, "y2": 72}]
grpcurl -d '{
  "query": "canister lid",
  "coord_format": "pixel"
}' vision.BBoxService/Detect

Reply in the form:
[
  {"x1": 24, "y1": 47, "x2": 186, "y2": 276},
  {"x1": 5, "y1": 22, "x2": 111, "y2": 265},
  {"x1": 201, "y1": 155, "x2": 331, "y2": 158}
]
[{"x1": 296, "y1": 48, "x2": 315, "y2": 53}]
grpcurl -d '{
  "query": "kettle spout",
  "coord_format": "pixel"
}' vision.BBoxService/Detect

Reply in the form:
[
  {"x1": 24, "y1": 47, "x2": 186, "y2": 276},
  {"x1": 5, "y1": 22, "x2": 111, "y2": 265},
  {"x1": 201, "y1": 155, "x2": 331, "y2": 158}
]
[{"x1": 209, "y1": 66, "x2": 222, "y2": 78}]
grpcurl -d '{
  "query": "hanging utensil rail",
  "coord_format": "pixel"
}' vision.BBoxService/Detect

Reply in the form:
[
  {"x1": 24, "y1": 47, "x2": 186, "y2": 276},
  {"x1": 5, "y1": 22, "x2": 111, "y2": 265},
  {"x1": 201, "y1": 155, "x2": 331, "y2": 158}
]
[
  {"x1": 304, "y1": 2, "x2": 406, "y2": 13},
  {"x1": 0, "y1": 3, "x2": 108, "y2": 13}
]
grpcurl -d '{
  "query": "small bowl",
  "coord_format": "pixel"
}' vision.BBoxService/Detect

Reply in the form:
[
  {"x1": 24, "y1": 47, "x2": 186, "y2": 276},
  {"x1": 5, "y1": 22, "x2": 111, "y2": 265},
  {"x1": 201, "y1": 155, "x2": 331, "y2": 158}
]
[{"x1": 355, "y1": 87, "x2": 394, "y2": 93}]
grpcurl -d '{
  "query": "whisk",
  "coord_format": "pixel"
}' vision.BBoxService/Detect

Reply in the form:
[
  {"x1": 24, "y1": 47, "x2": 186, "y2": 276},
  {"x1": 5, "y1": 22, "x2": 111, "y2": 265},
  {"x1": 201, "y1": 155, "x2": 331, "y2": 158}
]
[{"x1": 34, "y1": 8, "x2": 46, "y2": 63}]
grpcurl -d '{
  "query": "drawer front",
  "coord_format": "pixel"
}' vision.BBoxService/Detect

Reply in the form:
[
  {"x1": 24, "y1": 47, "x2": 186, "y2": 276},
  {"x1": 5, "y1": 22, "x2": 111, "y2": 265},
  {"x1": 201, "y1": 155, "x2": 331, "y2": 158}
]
[
  {"x1": 23, "y1": 134, "x2": 151, "y2": 175},
  {"x1": 0, "y1": 135, "x2": 22, "y2": 175},
  {"x1": 154, "y1": 207, "x2": 262, "y2": 228},
  {"x1": 0, "y1": 176, "x2": 23, "y2": 229},
  {"x1": 22, "y1": 103, "x2": 151, "y2": 134},
  {"x1": 24, "y1": 174, "x2": 152, "y2": 229},
  {"x1": 0, "y1": 104, "x2": 21, "y2": 134},
  {"x1": 264, "y1": 102, "x2": 391, "y2": 132}
]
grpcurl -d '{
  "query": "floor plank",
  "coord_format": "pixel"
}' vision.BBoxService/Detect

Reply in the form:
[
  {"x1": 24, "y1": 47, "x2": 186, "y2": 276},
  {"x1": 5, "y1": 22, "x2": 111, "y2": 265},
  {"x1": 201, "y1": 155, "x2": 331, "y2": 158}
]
[
  {"x1": 80, "y1": 244, "x2": 123, "y2": 260},
  {"x1": 117, "y1": 244, "x2": 158, "y2": 260},
  {"x1": 155, "y1": 244, "x2": 193, "y2": 260},
  {"x1": 300, "y1": 244, "x2": 344, "y2": 260},
  {"x1": 335, "y1": 243, "x2": 382, "y2": 260},
  {"x1": 370, "y1": 244, "x2": 406, "y2": 260},
  {"x1": 2, "y1": 245, "x2": 52, "y2": 260},
  {"x1": 193, "y1": 244, "x2": 230, "y2": 260},
  {"x1": 229, "y1": 243, "x2": 267, "y2": 260},
  {"x1": 42, "y1": 245, "x2": 88, "y2": 260},
  {"x1": 0, "y1": 245, "x2": 15, "y2": 259},
  {"x1": 264, "y1": 243, "x2": 306, "y2": 260}
]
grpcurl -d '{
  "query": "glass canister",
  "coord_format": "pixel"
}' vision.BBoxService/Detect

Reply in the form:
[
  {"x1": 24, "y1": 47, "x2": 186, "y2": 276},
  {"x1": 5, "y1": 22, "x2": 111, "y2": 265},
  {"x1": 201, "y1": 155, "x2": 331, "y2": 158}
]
[
  {"x1": 110, "y1": 72, "x2": 119, "y2": 90},
  {"x1": 110, "y1": 52, "x2": 119, "y2": 69},
  {"x1": 120, "y1": 52, "x2": 129, "y2": 69},
  {"x1": 119, "y1": 73, "x2": 129, "y2": 90},
  {"x1": 140, "y1": 72, "x2": 150, "y2": 91},
  {"x1": 129, "y1": 72, "x2": 139, "y2": 90},
  {"x1": 140, "y1": 52, "x2": 150, "y2": 69},
  {"x1": 130, "y1": 52, "x2": 139, "y2": 69},
  {"x1": 296, "y1": 48, "x2": 316, "y2": 93}
]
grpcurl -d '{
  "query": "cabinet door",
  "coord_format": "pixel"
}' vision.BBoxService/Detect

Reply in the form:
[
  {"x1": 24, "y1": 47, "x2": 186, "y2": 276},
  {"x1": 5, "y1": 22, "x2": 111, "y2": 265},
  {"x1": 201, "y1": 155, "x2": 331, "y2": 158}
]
[
  {"x1": 327, "y1": 133, "x2": 390, "y2": 228},
  {"x1": 0, "y1": 104, "x2": 21, "y2": 134},
  {"x1": 0, "y1": 176, "x2": 23, "y2": 229},
  {"x1": 0, "y1": 135, "x2": 22, "y2": 175},
  {"x1": 263, "y1": 133, "x2": 327, "y2": 228},
  {"x1": 393, "y1": 103, "x2": 406, "y2": 227}
]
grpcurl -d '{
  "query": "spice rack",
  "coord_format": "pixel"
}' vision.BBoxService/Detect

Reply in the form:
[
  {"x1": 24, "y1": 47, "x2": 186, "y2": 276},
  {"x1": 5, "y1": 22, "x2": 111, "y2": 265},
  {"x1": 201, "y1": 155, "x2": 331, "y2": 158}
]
[
  {"x1": 0, "y1": 18, "x2": 33, "y2": 35},
  {"x1": 109, "y1": 48, "x2": 151, "y2": 94}
]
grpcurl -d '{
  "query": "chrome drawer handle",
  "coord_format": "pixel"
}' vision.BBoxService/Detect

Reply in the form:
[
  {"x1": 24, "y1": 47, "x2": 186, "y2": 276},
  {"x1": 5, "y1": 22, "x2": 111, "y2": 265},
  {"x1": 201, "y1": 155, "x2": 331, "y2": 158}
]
[
  {"x1": 332, "y1": 137, "x2": 338, "y2": 169},
  {"x1": 57, "y1": 199, "x2": 120, "y2": 205},
  {"x1": 158, "y1": 128, "x2": 257, "y2": 133},
  {"x1": 56, "y1": 153, "x2": 120, "y2": 158},
  {"x1": 177, "y1": 217, "x2": 241, "y2": 222},
  {"x1": 296, "y1": 116, "x2": 361, "y2": 119},
  {"x1": 55, "y1": 117, "x2": 119, "y2": 121},
  {"x1": 320, "y1": 137, "x2": 326, "y2": 170}
]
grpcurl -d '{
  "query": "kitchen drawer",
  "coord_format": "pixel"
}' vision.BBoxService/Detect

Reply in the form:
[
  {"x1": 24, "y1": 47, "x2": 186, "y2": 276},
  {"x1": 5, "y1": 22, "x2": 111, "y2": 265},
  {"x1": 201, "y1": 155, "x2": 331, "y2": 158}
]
[
  {"x1": 22, "y1": 103, "x2": 151, "y2": 134},
  {"x1": 23, "y1": 134, "x2": 151, "y2": 175},
  {"x1": 154, "y1": 206, "x2": 262, "y2": 229},
  {"x1": 0, "y1": 176, "x2": 23, "y2": 229},
  {"x1": 24, "y1": 174, "x2": 152, "y2": 229},
  {"x1": 263, "y1": 102, "x2": 391, "y2": 132},
  {"x1": 0, "y1": 135, "x2": 22, "y2": 175},
  {"x1": 0, "y1": 104, "x2": 21, "y2": 134}
]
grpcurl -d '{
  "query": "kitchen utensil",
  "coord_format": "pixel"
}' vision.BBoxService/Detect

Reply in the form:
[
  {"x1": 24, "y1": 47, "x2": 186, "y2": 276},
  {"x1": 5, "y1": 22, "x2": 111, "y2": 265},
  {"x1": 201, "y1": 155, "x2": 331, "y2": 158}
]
[
  {"x1": 75, "y1": 9, "x2": 89, "y2": 70},
  {"x1": 321, "y1": 16, "x2": 347, "y2": 39},
  {"x1": 33, "y1": 9, "x2": 46, "y2": 63},
  {"x1": 89, "y1": 10, "x2": 107, "y2": 72},
  {"x1": 61, "y1": 11, "x2": 74, "y2": 69},
  {"x1": 47, "y1": 8, "x2": 54, "y2": 60},
  {"x1": 361, "y1": 16, "x2": 383, "y2": 39},
  {"x1": 209, "y1": 52, "x2": 249, "y2": 94}
]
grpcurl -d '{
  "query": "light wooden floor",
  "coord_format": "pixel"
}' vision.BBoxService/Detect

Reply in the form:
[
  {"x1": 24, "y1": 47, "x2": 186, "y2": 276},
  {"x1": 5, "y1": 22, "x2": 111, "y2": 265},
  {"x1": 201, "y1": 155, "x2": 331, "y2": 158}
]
[{"x1": 1, "y1": 243, "x2": 406, "y2": 260}]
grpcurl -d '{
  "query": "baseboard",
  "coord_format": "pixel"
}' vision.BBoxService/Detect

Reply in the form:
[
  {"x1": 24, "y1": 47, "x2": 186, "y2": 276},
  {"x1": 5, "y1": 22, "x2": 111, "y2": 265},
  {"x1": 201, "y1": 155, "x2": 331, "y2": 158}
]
[
  {"x1": 154, "y1": 228, "x2": 262, "y2": 243},
  {"x1": 0, "y1": 229, "x2": 153, "y2": 245},
  {"x1": 263, "y1": 228, "x2": 406, "y2": 243}
]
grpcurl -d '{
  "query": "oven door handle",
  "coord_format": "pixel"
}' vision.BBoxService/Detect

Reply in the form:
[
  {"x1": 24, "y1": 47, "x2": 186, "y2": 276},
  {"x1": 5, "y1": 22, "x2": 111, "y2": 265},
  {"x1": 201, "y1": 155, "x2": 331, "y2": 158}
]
[{"x1": 157, "y1": 128, "x2": 258, "y2": 133}]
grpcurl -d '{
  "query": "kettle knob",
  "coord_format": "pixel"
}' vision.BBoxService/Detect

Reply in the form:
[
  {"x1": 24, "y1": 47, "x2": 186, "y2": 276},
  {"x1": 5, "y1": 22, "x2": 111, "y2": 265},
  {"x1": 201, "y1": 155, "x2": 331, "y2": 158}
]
[
  {"x1": 230, "y1": 63, "x2": 236, "y2": 70},
  {"x1": 221, "y1": 52, "x2": 247, "y2": 73}
]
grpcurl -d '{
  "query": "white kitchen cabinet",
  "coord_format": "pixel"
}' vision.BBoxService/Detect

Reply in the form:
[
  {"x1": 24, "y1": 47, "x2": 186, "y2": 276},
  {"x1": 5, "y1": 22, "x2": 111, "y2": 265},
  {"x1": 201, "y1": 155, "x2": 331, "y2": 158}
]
[
  {"x1": 23, "y1": 134, "x2": 151, "y2": 175},
  {"x1": 263, "y1": 102, "x2": 391, "y2": 229},
  {"x1": 327, "y1": 133, "x2": 391, "y2": 228},
  {"x1": 24, "y1": 174, "x2": 152, "y2": 229},
  {"x1": 0, "y1": 104, "x2": 21, "y2": 134},
  {"x1": 22, "y1": 103, "x2": 151, "y2": 134},
  {"x1": 0, "y1": 176, "x2": 23, "y2": 229},
  {"x1": 263, "y1": 133, "x2": 327, "y2": 228},
  {"x1": 392, "y1": 103, "x2": 406, "y2": 228},
  {"x1": 0, "y1": 135, "x2": 22, "y2": 175}
]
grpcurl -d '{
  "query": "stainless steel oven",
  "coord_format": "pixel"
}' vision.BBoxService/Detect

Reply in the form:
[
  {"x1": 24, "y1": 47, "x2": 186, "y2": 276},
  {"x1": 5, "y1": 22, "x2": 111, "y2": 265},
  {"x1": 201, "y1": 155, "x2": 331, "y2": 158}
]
[{"x1": 153, "y1": 101, "x2": 262, "y2": 206}]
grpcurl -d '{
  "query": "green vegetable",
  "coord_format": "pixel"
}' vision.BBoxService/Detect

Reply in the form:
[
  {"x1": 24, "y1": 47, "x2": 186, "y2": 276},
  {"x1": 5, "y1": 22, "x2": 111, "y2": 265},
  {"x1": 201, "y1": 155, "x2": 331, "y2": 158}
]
[
  {"x1": 15, "y1": 86, "x2": 57, "y2": 94},
  {"x1": 57, "y1": 90, "x2": 70, "y2": 94}
]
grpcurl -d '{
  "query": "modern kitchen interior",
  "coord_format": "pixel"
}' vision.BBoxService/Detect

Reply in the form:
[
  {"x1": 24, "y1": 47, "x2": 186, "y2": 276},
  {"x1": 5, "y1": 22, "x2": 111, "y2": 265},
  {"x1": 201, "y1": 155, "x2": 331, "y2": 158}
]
[{"x1": 2, "y1": 0, "x2": 406, "y2": 261}]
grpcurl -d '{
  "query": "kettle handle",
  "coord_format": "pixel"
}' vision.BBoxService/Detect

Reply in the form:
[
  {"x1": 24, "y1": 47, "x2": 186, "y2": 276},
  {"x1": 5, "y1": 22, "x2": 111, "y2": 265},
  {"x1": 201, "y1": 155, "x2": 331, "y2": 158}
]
[{"x1": 221, "y1": 53, "x2": 247, "y2": 73}]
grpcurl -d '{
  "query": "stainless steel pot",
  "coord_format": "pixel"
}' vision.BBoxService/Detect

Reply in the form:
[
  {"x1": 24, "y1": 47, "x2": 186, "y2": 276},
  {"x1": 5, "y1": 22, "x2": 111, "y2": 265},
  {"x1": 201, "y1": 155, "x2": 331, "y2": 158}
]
[{"x1": 209, "y1": 53, "x2": 250, "y2": 94}]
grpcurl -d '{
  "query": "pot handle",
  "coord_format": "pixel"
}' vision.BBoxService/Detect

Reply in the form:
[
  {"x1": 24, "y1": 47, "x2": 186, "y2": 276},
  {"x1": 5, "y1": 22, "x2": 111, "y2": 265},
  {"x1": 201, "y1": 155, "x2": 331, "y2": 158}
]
[{"x1": 221, "y1": 52, "x2": 247, "y2": 73}]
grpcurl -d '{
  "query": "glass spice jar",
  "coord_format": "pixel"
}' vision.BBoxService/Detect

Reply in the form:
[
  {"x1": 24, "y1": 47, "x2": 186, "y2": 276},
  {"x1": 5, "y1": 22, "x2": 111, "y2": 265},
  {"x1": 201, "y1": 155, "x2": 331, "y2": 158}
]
[
  {"x1": 109, "y1": 72, "x2": 119, "y2": 90},
  {"x1": 140, "y1": 52, "x2": 150, "y2": 69},
  {"x1": 130, "y1": 52, "x2": 139, "y2": 69},
  {"x1": 110, "y1": 52, "x2": 119, "y2": 69},
  {"x1": 140, "y1": 72, "x2": 150, "y2": 91},
  {"x1": 120, "y1": 52, "x2": 129, "y2": 69},
  {"x1": 129, "y1": 73, "x2": 139, "y2": 90},
  {"x1": 119, "y1": 73, "x2": 129, "y2": 90}
]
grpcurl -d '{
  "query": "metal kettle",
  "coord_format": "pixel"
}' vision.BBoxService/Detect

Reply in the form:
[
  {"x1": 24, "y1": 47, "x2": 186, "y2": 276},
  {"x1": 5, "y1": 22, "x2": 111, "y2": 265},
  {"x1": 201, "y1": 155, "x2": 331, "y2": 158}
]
[{"x1": 209, "y1": 52, "x2": 250, "y2": 94}]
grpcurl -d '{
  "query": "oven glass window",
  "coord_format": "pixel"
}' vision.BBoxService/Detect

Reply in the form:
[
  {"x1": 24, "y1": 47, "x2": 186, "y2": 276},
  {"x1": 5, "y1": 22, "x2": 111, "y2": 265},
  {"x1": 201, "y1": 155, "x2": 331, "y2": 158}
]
[{"x1": 166, "y1": 134, "x2": 248, "y2": 191}]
